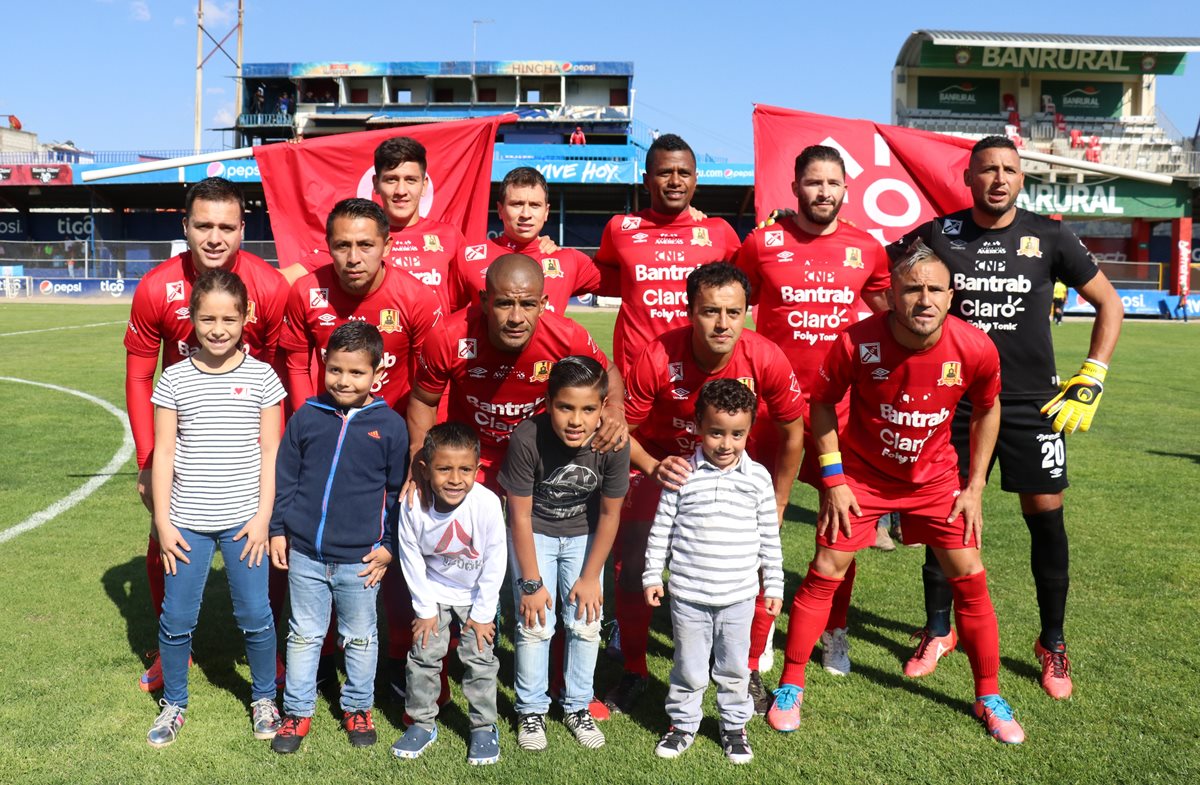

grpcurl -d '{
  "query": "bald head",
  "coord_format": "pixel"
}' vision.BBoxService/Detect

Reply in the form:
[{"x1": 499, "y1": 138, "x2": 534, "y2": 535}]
[
  {"x1": 486, "y1": 253, "x2": 544, "y2": 296},
  {"x1": 482, "y1": 253, "x2": 548, "y2": 353}
]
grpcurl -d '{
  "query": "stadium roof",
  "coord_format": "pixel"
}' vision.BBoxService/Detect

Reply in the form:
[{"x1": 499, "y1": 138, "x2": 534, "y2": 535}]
[{"x1": 897, "y1": 30, "x2": 1200, "y2": 66}]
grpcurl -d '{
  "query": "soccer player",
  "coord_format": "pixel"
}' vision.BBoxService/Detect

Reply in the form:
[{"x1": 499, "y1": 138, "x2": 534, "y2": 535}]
[
  {"x1": 408, "y1": 253, "x2": 628, "y2": 493},
  {"x1": 605, "y1": 263, "x2": 805, "y2": 713},
  {"x1": 888, "y1": 136, "x2": 1123, "y2": 698},
  {"x1": 735, "y1": 144, "x2": 891, "y2": 683},
  {"x1": 594, "y1": 133, "x2": 741, "y2": 375},
  {"x1": 766, "y1": 240, "x2": 1025, "y2": 745},
  {"x1": 453, "y1": 167, "x2": 602, "y2": 314},
  {"x1": 124, "y1": 176, "x2": 290, "y2": 692}
]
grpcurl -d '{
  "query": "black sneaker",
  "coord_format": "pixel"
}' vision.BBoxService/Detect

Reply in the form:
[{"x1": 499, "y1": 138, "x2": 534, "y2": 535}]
[
  {"x1": 721, "y1": 726, "x2": 753, "y2": 764},
  {"x1": 343, "y1": 709, "x2": 377, "y2": 747},
  {"x1": 654, "y1": 727, "x2": 695, "y2": 759},
  {"x1": 748, "y1": 670, "x2": 771, "y2": 716},
  {"x1": 271, "y1": 715, "x2": 311, "y2": 754},
  {"x1": 603, "y1": 672, "x2": 648, "y2": 714}
]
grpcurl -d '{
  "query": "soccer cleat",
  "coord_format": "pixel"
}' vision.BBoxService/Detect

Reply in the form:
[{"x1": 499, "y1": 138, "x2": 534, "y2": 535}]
[
  {"x1": 140, "y1": 650, "x2": 192, "y2": 692},
  {"x1": 974, "y1": 694, "x2": 1026, "y2": 744},
  {"x1": 720, "y1": 727, "x2": 754, "y2": 764},
  {"x1": 250, "y1": 698, "x2": 282, "y2": 740},
  {"x1": 603, "y1": 672, "x2": 648, "y2": 714},
  {"x1": 270, "y1": 715, "x2": 311, "y2": 754},
  {"x1": 564, "y1": 708, "x2": 605, "y2": 749},
  {"x1": 146, "y1": 700, "x2": 186, "y2": 748},
  {"x1": 588, "y1": 696, "x2": 611, "y2": 721},
  {"x1": 1034, "y1": 640, "x2": 1073, "y2": 700},
  {"x1": 873, "y1": 524, "x2": 897, "y2": 551},
  {"x1": 654, "y1": 727, "x2": 696, "y2": 759},
  {"x1": 343, "y1": 709, "x2": 377, "y2": 747},
  {"x1": 392, "y1": 723, "x2": 438, "y2": 759},
  {"x1": 467, "y1": 724, "x2": 501, "y2": 765},
  {"x1": 516, "y1": 713, "x2": 548, "y2": 752},
  {"x1": 904, "y1": 629, "x2": 957, "y2": 678},
  {"x1": 820, "y1": 627, "x2": 852, "y2": 676},
  {"x1": 748, "y1": 670, "x2": 771, "y2": 716},
  {"x1": 766, "y1": 684, "x2": 804, "y2": 732}
]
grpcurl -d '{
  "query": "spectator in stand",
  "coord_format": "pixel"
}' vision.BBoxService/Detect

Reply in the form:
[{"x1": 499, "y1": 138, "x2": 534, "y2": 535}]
[{"x1": 569, "y1": 127, "x2": 587, "y2": 146}]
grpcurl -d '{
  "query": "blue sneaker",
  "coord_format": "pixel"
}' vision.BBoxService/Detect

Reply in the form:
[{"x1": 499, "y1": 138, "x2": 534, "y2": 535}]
[
  {"x1": 391, "y1": 724, "x2": 438, "y2": 759},
  {"x1": 467, "y1": 724, "x2": 501, "y2": 765},
  {"x1": 974, "y1": 694, "x2": 1025, "y2": 744},
  {"x1": 766, "y1": 684, "x2": 804, "y2": 732}
]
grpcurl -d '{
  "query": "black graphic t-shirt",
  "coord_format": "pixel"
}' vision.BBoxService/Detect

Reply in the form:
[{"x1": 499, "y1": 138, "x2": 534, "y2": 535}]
[
  {"x1": 889, "y1": 208, "x2": 1099, "y2": 401},
  {"x1": 498, "y1": 412, "x2": 631, "y2": 537}
]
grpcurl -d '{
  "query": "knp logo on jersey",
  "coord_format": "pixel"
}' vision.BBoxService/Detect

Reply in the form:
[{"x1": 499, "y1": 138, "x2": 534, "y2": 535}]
[
  {"x1": 1017, "y1": 236, "x2": 1043, "y2": 258},
  {"x1": 690, "y1": 227, "x2": 712, "y2": 247},
  {"x1": 765, "y1": 230, "x2": 784, "y2": 247},
  {"x1": 938, "y1": 361, "x2": 963, "y2": 387},
  {"x1": 433, "y1": 519, "x2": 480, "y2": 560},
  {"x1": 668, "y1": 361, "x2": 683, "y2": 382},
  {"x1": 541, "y1": 258, "x2": 564, "y2": 278},
  {"x1": 229, "y1": 386, "x2": 251, "y2": 400},
  {"x1": 844, "y1": 247, "x2": 864, "y2": 269},
  {"x1": 531, "y1": 360, "x2": 553, "y2": 382},
  {"x1": 942, "y1": 219, "x2": 963, "y2": 236},
  {"x1": 457, "y1": 338, "x2": 477, "y2": 359},
  {"x1": 464, "y1": 244, "x2": 487, "y2": 262},
  {"x1": 166, "y1": 281, "x2": 186, "y2": 302},
  {"x1": 309, "y1": 288, "x2": 329, "y2": 308},
  {"x1": 379, "y1": 309, "x2": 399, "y2": 333},
  {"x1": 423, "y1": 234, "x2": 444, "y2": 253},
  {"x1": 859, "y1": 342, "x2": 881, "y2": 364},
  {"x1": 621, "y1": 216, "x2": 643, "y2": 231}
]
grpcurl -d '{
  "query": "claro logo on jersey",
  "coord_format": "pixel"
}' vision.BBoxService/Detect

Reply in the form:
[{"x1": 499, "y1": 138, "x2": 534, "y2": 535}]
[
  {"x1": 465, "y1": 395, "x2": 544, "y2": 436},
  {"x1": 954, "y1": 273, "x2": 1030, "y2": 326},
  {"x1": 635, "y1": 263, "x2": 698, "y2": 321}
]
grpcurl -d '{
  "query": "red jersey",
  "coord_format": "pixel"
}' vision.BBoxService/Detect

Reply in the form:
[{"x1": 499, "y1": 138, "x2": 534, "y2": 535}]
[
  {"x1": 414, "y1": 306, "x2": 609, "y2": 485},
  {"x1": 624, "y1": 326, "x2": 806, "y2": 463},
  {"x1": 811, "y1": 313, "x2": 1000, "y2": 491},
  {"x1": 124, "y1": 250, "x2": 289, "y2": 468},
  {"x1": 735, "y1": 220, "x2": 889, "y2": 396},
  {"x1": 281, "y1": 265, "x2": 443, "y2": 412},
  {"x1": 594, "y1": 209, "x2": 740, "y2": 374},
  {"x1": 455, "y1": 236, "x2": 602, "y2": 314}
]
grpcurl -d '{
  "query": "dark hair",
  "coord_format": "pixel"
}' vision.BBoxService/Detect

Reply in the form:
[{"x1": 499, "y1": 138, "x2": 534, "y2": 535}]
[
  {"x1": 325, "y1": 197, "x2": 389, "y2": 239},
  {"x1": 189, "y1": 268, "x2": 247, "y2": 317},
  {"x1": 547, "y1": 355, "x2": 608, "y2": 401},
  {"x1": 325, "y1": 321, "x2": 384, "y2": 368},
  {"x1": 499, "y1": 166, "x2": 549, "y2": 202},
  {"x1": 694, "y1": 378, "x2": 758, "y2": 425},
  {"x1": 686, "y1": 262, "x2": 750, "y2": 309},
  {"x1": 422, "y1": 422, "x2": 481, "y2": 464},
  {"x1": 794, "y1": 144, "x2": 846, "y2": 180},
  {"x1": 185, "y1": 177, "x2": 245, "y2": 220},
  {"x1": 970, "y1": 135, "x2": 1018, "y2": 160},
  {"x1": 646, "y1": 133, "x2": 695, "y2": 170},
  {"x1": 374, "y1": 136, "x2": 427, "y2": 175}
]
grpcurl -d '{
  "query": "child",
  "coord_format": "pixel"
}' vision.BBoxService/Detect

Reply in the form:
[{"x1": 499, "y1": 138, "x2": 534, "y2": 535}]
[
  {"x1": 498, "y1": 356, "x2": 630, "y2": 751},
  {"x1": 392, "y1": 423, "x2": 507, "y2": 766},
  {"x1": 643, "y1": 379, "x2": 784, "y2": 764},
  {"x1": 145, "y1": 268, "x2": 286, "y2": 748},
  {"x1": 268, "y1": 321, "x2": 408, "y2": 754}
]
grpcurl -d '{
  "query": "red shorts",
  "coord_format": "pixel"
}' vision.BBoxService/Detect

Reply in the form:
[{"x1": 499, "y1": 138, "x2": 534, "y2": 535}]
[
  {"x1": 815, "y1": 472, "x2": 977, "y2": 552},
  {"x1": 621, "y1": 470, "x2": 662, "y2": 522}
]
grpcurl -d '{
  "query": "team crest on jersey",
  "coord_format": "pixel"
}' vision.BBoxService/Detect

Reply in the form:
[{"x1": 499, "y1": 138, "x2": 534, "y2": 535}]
[
  {"x1": 245, "y1": 300, "x2": 257, "y2": 324},
  {"x1": 423, "y1": 234, "x2": 444, "y2": 253},
  {"x1": 843, "y1": 247, "x2": 864, "y2": 269},
  {"x1": 942, "y1": 219, "x2": 963, "y2": 236},
  {"x1": 541, "y1": 258, "x2": 564, "y2": 278},
  {"x1": 764, "y1": 230, "x2": 784, "y2": 247},
  {"x1": 457, "y1": 338, "x2": 477, "y2": 359},
  {"x1": 668, "y1": 361, "x2": 684, "y2": 382},
  {"x1": 690, "y1": 227, "x2": 712, "y2": 247},
  {"x1": 938, "y1": 361, "x2": 963, "y2": 387},
  {"x1": 531, "y1": 360, "x2": 553, "y2": 382},
  {"x1": 736, "y1": 377, "x2": 755, "y2": 392},
  {"x1": 464, "y1": 244, "x2": 487, "y2": 262},
  {"x1": 309, "y1": 288, "x2": 329, "y2": 308},
  {"x1": 1017, "y1": 236, "x2": 1043, "y2": 258},
  {"x1": 859, "y1": 342, "x2": 881, "y2": 364},
  {"x1": 166, "y1": 281, "x2": 186, "y2": 302},
  {"x1": 379, "y1": 309, "x2": 400, "y2": 334},
  {"x1": 621, "y1": 216, "x2": 643, "y2": 231},
  {"x1": 229, "y1": 385, "x2": 251, "y2": 400}
]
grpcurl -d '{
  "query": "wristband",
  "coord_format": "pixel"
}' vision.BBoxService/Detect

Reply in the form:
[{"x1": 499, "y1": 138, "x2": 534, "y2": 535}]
[
  {"x1": 1079, "y1": 358, "x2": 1108, "y2": 383},
  {"x1": 818, "y1": 451, "x2": 846, "y2": 489}
]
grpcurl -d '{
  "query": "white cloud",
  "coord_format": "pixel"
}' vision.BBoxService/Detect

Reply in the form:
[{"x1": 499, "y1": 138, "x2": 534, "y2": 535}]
[
  {"x1": 129, "y1": 1, "x2": 150, "y2": 21},
  {"x1": 213, "y1": 105, "x2": 236, "y2": 126}
]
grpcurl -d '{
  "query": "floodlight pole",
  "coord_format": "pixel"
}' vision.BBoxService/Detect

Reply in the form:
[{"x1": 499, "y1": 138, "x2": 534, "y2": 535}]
[{"x1": 194, "y1": 0, "x2": 204, "y2": 154}]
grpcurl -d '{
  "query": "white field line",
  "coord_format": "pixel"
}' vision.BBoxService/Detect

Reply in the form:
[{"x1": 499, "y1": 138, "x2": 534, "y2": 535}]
[
  {"x1": 0, "y1": 377, "x2": 134, "y2": 545},
  {"x1": 0, "y1": 320, "x2": 125, "y2": 338}
]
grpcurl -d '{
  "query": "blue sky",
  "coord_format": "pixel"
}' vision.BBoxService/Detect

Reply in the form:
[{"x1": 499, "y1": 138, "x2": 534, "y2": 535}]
[{"x1": 2, "y1": 1, "x2": 1197, "y2": 160}]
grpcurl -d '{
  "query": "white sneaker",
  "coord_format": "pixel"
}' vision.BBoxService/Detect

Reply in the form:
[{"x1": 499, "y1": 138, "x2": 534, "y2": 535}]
[
  {"x1": 563, "y1": 708, "x2": 605, "y2": 749},
  {"x1": 759, "y1": 621, "x2": 776, "y2": 672},
  {"x1": 820, "y1": 627, "x2": 851, "y2": 676},
  {"x1": 516, "y1": 713, "x2": 547, "y2": 751}
]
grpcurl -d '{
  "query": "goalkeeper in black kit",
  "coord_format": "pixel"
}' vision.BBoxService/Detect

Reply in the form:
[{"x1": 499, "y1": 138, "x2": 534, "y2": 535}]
[{"x1": 886, "y1": 136, "x2": 1123, "y2": 699}]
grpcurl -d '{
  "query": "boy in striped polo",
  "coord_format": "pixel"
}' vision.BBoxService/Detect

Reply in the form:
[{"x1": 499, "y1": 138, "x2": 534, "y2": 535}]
[{"x1": 642, "y1": 379, "x2": 783, "y2": 764}]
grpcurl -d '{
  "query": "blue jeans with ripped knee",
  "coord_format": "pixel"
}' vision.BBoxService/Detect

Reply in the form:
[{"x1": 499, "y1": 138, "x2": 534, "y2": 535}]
[{"x1": 509, "y1": 531, "x2": 602, "y2": 715}]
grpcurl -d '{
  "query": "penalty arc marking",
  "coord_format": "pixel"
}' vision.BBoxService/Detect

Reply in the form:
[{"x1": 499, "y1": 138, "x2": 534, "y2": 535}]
[{"x1": 0, "y1": 377, "x2": 134, "y2": 545}]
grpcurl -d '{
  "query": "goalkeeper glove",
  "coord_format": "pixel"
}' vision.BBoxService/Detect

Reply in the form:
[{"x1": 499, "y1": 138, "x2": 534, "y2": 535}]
[
  {"x1": 1040, "y1": 359, "x2": 1107, "y2": 434},
  {"x1": 756, "y1": 208, "x2": 797, "y2": 229}
]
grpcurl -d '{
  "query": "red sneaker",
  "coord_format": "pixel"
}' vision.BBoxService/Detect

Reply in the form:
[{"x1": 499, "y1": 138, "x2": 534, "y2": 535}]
[
  {"x1": 1033, "y1": 640, "x2": 1073, "y2": 699},
  {"x1": 343, "y1": 709, "x2": 377, "y2": 747},
  {"x1": 903, "y1": 629, "x2": 956, "y2": 678},
  {"x1": 139, "y1": 650, "x2": 192, "y2": 692},
  {"x1": 271, "y1": 715, "x2": 311, "y2": 754}
]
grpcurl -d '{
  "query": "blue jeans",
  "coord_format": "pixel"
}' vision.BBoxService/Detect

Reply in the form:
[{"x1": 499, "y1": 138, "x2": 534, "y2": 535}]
[
  {"x1": 282, "y1": 549, "x2": 380, "y2": 716},
  {"x1": 159, "y1": 524, "x2": 276, "y2": 707},
  {"x1": 509, "y1": 531, "x2": 602, "y2": 715}
]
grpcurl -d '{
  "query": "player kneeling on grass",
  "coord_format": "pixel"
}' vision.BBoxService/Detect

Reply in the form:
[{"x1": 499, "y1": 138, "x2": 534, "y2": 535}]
[
  {"x1": 643, "y1": 379, "x2": 783, "y2": 764},
  {"x1": 498, "y1": 356, "x2": 630, "y2": 752},
  {"x1": 146, "y1": 269, "x2": 286, "y2": 748},
  {"x1": 766, "y1": 240, "x2": 1025, "y2": 744},
  {"x1": 268, "y1": 321, "x2": 409, "y2": 754},
  {"x1": 392, "y1": 423, "x2": 507, "y2": 766}
]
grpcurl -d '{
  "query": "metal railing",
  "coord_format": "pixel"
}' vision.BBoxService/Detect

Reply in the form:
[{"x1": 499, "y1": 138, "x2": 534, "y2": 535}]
[{"x1": 0, "y1": 239, "x2": 279, "y2": 279}]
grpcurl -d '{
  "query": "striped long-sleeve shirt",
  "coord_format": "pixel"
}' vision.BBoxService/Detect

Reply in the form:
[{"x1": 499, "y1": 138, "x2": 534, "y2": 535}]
[{"x1": 643, "y1": 447, "x2": 783, "y2": 606}]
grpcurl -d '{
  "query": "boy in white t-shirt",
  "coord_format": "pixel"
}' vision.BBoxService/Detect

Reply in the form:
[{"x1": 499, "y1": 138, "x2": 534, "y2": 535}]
[{"x1": 391, "y1": 422, "x2": 507, "y2": 766}]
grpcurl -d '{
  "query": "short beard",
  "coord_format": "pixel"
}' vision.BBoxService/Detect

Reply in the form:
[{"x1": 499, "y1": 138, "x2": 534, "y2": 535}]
[{"x1": 799, "y1": 198, "x2": 841, "y2": 226}]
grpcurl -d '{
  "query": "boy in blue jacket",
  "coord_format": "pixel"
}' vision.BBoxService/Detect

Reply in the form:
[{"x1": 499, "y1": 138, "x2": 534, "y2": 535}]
[{"x1": 268, "y1": 321, "x2": 409, "y2": 754}]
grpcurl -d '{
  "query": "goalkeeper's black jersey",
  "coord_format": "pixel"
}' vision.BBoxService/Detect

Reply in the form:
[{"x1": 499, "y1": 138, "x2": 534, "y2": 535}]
[{"x1": 889, "y1": 209, "x2": 1099, "y2": 401}]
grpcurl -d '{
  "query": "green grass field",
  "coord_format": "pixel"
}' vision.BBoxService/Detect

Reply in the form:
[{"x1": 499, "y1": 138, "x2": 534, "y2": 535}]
[{"x1": 0, "y1": 303, "x2": 1196, "y2": 785}]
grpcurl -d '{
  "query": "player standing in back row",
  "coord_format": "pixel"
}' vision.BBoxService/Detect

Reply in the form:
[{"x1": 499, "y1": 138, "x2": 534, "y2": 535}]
[{"x1": 888, "y1": 136, "x2": 1123, "y2": 698}]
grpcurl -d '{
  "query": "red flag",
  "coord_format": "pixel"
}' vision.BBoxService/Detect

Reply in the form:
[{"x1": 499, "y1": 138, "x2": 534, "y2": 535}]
[
  {"x1": 254, "y1": 115, "x2": 514, "y2": 265},
  {"x1": 752, "y1": 105, "x2": 975, "y2": 245}
]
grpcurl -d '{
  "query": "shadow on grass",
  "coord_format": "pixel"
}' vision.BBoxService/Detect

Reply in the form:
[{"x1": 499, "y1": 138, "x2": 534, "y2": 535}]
[
  {"x1": 100, "y1": 555, "x2": 160, "y2": 703},
  {"x1": 1147, "y1": 450, "x2": 1200, "y2": 466}
]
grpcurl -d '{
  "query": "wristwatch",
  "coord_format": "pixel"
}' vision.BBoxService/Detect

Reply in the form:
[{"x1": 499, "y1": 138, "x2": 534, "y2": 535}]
[{"x1": 518, "y1": 577, "x2": 544, "y2": 595}]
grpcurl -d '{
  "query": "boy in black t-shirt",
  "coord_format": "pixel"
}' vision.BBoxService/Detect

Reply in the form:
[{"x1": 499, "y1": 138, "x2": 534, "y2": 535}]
[{"x1": 498, "y1": 356, "x2": 630, "y2": 752}]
